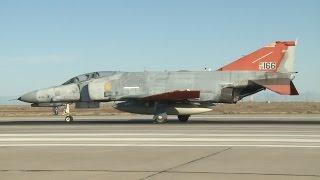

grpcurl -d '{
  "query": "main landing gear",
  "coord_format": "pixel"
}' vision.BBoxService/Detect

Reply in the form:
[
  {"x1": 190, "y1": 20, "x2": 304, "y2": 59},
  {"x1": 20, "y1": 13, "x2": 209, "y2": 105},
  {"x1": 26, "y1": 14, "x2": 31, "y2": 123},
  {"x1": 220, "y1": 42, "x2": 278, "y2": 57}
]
[
  {"x1": 63, "y1": 104, "x2": 74, "y2": 123},
  {"x1": 153, "y1": 102, "x2": 168, "y2": 124},
  {"x1": 178, "y1": 115, "x2": 190, "y2": 122},
  {"x1": 153, "y1": 113, "x2": 168, "y2": 124},
  {"x1": 153, "y1": 114, "x2": 191, "y2": 123}
]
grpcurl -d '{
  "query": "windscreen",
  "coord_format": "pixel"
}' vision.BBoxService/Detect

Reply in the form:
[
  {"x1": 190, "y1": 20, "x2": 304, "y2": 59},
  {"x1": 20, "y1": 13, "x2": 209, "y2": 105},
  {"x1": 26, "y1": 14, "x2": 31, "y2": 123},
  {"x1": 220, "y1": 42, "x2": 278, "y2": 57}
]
[{"x1": 62, "y1": 71, "x2": 116, "y2": 85}]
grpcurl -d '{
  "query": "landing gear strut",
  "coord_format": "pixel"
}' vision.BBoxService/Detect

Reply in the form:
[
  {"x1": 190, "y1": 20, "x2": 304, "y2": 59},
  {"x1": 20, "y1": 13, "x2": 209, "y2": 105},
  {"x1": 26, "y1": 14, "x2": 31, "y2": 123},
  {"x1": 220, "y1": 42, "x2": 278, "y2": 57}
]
[
  {"x1": 63, "y1": 104, "x2": 73, "y2": 123},
  {"x1": 178, "y1": 115, "x2": 190, "y2": 122},
  {"x1": 52, "y1": 106, "x2": 59, "y2": 115}
]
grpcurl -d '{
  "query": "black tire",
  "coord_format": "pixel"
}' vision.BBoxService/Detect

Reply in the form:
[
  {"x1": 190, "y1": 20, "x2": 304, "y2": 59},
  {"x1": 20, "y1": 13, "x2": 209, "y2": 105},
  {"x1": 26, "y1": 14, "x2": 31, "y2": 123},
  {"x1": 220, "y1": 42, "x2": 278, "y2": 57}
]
[
  {"x1": 178, "y1": 115, "x2": 190, "y2": 122},
  {"x1": 153, "y1": 114, "x2": 168, "y2": 124},
  {"x1": 65, "y1": 116, "x2": 73, "y2": 123}
]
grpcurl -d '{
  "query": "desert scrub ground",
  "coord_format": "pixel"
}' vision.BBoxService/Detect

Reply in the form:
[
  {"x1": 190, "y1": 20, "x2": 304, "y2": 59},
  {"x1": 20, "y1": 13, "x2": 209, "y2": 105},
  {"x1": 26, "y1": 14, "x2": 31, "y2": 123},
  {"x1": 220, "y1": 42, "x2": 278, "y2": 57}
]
[
  {"x1": 0, "y1": 102, "x2": 319, "y2": 117},
  {"x1": 209, "y1": 102, "x2": 320, "y2": 115}
]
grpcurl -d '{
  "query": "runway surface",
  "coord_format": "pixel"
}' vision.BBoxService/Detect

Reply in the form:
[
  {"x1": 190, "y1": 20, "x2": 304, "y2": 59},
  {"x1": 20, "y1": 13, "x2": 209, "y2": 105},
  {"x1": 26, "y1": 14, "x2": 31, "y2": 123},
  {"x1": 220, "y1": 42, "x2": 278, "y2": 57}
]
[{"x1": 0, "y1": 115, "x2": 320, "y2": 180}]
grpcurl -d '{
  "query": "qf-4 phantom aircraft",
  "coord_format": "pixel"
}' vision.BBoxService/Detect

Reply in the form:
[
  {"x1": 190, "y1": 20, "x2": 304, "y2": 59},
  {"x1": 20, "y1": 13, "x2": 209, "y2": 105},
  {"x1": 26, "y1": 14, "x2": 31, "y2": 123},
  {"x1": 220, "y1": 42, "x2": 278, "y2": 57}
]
[{"x1": 18, "y1": 40, "x2": 299, "y2": 123}]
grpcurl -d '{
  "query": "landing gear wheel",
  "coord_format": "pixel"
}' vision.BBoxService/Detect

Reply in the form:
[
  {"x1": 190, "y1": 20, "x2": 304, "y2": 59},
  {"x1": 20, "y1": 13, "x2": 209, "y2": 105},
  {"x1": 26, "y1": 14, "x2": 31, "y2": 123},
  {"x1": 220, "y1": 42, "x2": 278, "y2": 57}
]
[
  {"x1": 65, "y1": 115, "x2": 73, "y2": 123},
  {"x1": 178, "y1": 115, "x2": 190, "y2": 122},
  {"x1": 153, "y1": 113, "x2": 168, "y2": 124}
]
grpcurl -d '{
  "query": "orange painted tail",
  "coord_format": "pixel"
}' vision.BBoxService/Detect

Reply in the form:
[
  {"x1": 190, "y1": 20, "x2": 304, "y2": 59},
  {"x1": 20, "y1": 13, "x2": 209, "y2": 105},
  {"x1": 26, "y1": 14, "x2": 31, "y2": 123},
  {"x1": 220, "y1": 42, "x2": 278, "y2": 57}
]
[{"x1": 217, "y1": 41, "x2": 296, "y2": 72}]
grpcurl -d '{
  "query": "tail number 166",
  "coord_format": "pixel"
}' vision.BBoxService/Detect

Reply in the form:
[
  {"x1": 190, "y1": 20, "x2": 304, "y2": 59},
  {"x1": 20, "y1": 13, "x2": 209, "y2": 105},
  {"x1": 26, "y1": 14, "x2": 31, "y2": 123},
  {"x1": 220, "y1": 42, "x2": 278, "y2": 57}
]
[{"x1": 259, "y1": 62, "x2": 276, "y2": 70}]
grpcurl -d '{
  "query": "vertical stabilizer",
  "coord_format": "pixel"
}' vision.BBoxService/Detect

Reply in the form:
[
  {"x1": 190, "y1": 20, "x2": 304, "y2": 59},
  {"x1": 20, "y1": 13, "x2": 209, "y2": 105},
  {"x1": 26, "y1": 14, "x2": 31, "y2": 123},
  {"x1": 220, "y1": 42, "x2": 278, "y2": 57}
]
[{"x1": 217, "y1": 41, "x2": 296, "y2": 72}]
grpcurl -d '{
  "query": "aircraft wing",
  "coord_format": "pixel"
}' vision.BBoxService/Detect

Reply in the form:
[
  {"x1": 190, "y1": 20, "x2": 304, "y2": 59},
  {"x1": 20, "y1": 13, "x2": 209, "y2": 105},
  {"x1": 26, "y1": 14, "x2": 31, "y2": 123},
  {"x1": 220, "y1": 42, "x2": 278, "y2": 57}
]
[{"x1": 122, "y1": 90, "x2": 200, "y2": 101}]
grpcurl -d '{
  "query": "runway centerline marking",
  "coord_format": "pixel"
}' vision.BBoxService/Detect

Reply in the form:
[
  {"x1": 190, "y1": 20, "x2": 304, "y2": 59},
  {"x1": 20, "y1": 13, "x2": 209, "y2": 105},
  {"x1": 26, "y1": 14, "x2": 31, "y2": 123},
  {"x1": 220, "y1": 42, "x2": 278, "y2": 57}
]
[
  {"x1": 1, "y1": 144, "x2": 320, "y2": 148},
  {"x1": 1, "y1": 133, "x2": 320, "y2": 137},
  {"x1": 1, "y1": 137, "x2": 320, "y2": 143}
]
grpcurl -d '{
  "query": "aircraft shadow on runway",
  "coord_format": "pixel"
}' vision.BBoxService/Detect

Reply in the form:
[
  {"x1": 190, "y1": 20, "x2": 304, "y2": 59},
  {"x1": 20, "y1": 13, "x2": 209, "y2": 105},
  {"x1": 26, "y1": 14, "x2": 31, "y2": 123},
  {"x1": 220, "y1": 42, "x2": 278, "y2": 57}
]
[{"x1": 0, "y1": 119, "x2": 320, "y2": 125}]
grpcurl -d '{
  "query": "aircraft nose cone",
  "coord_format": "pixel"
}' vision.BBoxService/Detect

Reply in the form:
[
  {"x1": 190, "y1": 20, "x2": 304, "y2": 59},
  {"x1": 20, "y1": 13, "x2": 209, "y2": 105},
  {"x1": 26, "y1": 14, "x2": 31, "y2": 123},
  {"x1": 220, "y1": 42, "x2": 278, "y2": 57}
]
[{"x1": 19, "y1": 91, "x2": 38, "y2": 103}]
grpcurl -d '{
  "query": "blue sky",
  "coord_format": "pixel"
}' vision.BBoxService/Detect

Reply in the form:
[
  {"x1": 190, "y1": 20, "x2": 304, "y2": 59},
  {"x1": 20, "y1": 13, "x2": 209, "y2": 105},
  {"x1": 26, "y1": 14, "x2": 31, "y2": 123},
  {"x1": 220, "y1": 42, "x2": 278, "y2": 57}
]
[{"x1": 0, "y1": 0, "x2": 319, "y2": 96}]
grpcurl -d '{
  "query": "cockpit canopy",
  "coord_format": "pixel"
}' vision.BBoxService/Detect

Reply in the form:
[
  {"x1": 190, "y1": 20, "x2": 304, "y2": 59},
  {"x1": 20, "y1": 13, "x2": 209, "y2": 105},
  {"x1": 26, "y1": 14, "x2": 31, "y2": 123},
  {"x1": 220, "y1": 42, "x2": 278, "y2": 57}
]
[{"x1": 62, "y1": 71, "x2": 116, "y2": 85}]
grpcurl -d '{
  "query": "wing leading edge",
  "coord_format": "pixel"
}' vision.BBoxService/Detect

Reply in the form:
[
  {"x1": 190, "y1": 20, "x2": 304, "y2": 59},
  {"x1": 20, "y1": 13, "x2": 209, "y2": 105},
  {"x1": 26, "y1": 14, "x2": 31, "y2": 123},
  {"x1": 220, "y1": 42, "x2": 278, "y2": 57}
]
[{"x1": 142, "y1": 90, "x2": 200, "y2": 101}]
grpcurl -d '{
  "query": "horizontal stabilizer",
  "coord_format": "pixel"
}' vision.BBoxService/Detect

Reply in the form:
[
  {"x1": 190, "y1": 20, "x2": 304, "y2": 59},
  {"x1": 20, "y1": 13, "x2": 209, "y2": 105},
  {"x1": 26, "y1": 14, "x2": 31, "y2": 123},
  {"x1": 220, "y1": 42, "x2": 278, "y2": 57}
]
[{"x1": 252, "y1": 78, "x2": 299, "y2": 95}]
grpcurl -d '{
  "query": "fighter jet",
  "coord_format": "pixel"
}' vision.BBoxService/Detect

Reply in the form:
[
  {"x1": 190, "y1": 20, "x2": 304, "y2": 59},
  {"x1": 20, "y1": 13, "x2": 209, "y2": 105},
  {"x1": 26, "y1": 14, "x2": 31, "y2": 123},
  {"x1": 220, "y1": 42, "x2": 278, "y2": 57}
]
[{"x1": 18, "y1": 40, "x2": 298, "y2": 123}]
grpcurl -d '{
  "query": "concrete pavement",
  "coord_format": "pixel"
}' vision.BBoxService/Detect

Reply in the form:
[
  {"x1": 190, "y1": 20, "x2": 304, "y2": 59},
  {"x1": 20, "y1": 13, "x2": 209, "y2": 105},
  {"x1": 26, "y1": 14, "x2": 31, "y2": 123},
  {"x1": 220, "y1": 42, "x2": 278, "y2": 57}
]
[{"x1": 0, "y1": 115, "x2": 320, "y2": 180}]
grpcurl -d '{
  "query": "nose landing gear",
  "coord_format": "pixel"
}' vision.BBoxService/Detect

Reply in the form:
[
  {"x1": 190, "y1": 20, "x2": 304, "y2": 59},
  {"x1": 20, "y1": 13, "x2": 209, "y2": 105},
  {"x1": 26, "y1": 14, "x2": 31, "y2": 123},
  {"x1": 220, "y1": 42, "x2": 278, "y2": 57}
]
[
  {"x1": 65, "y1": 115, "x2": 74, "y2": 122},
  {"x1": 63, "y1": 104, "x2": 74, "y2": 123}
]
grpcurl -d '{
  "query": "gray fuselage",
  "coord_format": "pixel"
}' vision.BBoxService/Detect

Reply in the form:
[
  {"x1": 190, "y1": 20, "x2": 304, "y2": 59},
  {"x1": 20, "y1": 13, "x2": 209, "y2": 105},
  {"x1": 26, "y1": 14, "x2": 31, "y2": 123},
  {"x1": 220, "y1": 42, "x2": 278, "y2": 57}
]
[{"x1": 19, "y1": 70, "x2": 291, "y2": 105}]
